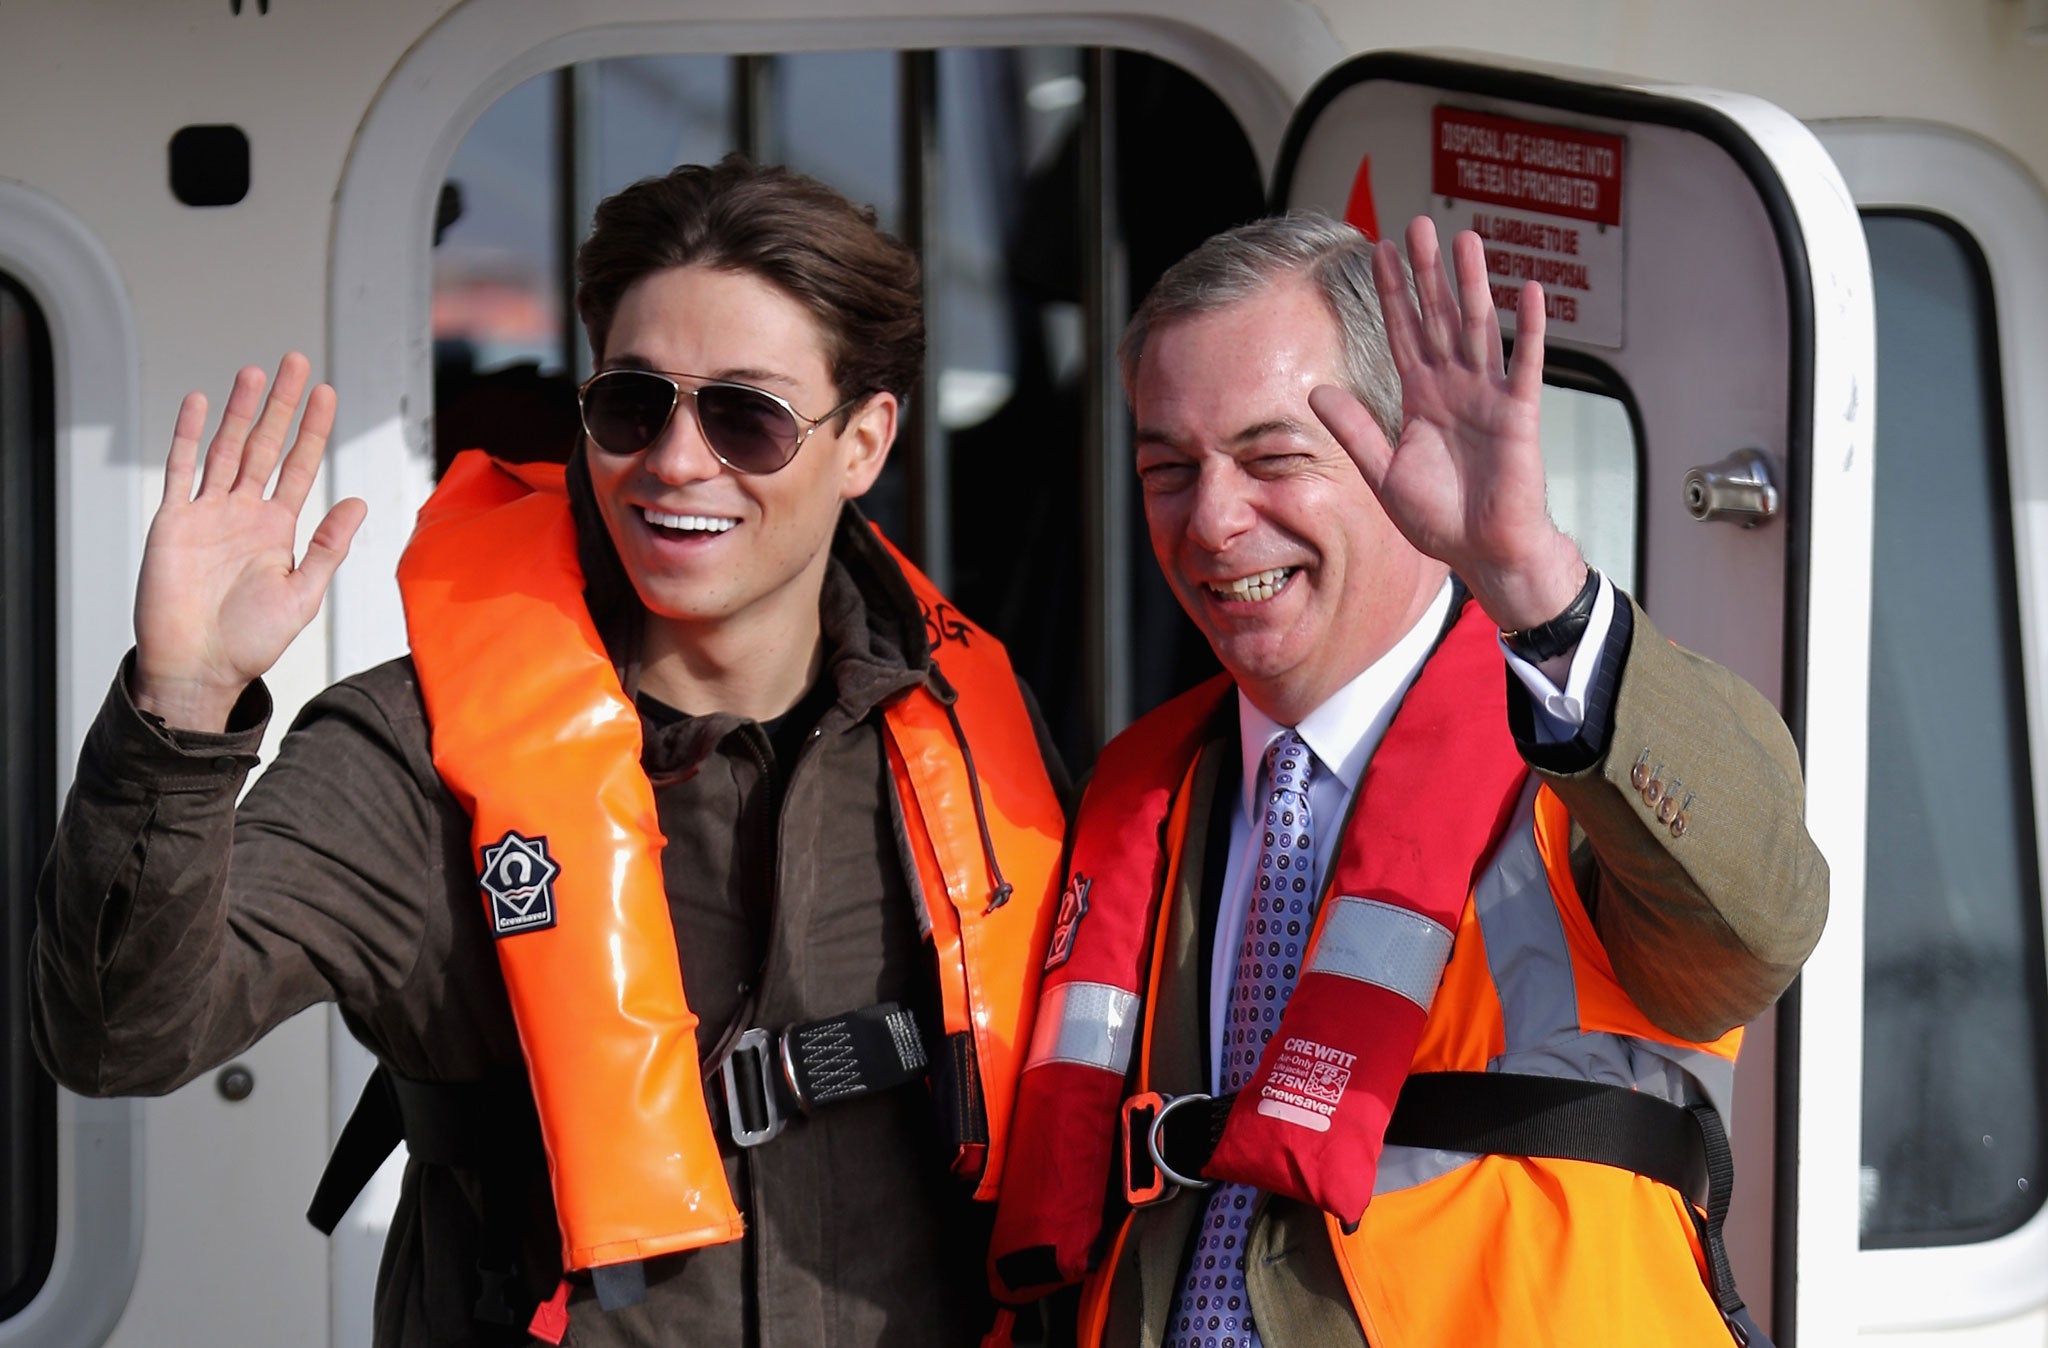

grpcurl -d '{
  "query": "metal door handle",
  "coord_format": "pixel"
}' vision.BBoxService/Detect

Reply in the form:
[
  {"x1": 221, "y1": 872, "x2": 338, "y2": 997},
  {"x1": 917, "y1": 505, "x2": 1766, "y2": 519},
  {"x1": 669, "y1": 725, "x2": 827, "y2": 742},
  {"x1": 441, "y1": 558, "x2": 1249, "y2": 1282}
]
[{"x1": 1684, "y1": 449, "x2": 1779, "y2": 526}]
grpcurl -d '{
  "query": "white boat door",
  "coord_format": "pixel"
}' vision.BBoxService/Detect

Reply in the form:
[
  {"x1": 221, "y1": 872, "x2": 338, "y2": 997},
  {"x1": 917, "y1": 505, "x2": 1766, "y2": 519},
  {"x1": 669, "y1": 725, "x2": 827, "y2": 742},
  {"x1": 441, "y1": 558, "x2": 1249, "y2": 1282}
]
[{"x1": 1269, "y1": 52, "x2": 1875, "y2": 1346}]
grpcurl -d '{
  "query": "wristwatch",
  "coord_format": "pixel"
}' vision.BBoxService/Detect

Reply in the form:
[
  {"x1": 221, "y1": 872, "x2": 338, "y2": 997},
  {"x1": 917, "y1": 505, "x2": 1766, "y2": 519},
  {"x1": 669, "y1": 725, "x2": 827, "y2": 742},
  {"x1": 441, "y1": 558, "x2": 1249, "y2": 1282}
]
[{"x1": 1500, "y1": 568, "x2": 1601, "y2": 663}]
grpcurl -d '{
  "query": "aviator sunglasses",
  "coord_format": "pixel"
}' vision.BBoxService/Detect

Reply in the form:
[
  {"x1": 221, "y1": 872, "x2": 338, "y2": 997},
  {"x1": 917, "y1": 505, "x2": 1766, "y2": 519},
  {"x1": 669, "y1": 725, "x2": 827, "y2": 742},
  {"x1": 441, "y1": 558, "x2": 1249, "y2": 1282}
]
[{"x1": 577, "y1": 367, "x2": 865, "y2": 474}]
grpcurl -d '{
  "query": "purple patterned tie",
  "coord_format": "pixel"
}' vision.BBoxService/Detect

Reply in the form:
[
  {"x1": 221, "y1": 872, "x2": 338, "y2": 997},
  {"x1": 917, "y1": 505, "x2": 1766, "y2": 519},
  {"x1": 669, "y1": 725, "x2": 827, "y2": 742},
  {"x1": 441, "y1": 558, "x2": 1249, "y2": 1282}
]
[{"x1": 1166, "y1": 731, "x2": 1315, "y2": 1348}]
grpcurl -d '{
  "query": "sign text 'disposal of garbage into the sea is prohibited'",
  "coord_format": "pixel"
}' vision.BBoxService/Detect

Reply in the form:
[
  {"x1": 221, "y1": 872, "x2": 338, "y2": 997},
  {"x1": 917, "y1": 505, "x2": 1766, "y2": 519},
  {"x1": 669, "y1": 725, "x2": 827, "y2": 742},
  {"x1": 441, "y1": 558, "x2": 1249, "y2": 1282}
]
[{"x1": 1427, "y1": 105, "x2": 1626, "y2": 348}]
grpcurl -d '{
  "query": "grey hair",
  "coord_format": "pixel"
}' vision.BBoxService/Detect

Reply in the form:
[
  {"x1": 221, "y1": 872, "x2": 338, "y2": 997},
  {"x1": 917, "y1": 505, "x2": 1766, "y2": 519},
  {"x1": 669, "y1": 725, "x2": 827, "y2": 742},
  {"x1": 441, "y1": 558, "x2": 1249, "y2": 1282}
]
[{"x1": 1118, "y1": 211, "x2": 1402, "y2": 443}]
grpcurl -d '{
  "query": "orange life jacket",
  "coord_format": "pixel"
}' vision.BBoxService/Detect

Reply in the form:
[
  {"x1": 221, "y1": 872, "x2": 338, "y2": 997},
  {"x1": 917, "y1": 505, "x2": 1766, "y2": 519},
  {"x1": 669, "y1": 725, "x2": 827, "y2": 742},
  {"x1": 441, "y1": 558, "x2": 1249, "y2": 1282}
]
[
  {"x1": 991, "y1": 600, "x2": 1744, "y2": 1345},
  {"x1": 397, "y1": 451, "x2": 1065, "y2": 1279}
]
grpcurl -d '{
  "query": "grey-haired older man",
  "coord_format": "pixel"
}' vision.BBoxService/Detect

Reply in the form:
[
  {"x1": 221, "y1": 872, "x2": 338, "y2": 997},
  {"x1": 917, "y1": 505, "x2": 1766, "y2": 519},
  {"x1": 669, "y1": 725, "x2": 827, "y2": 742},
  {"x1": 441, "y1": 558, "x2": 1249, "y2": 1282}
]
[{"x1": 991, "y1": 213, "x2": 1823, "y2": 1348}]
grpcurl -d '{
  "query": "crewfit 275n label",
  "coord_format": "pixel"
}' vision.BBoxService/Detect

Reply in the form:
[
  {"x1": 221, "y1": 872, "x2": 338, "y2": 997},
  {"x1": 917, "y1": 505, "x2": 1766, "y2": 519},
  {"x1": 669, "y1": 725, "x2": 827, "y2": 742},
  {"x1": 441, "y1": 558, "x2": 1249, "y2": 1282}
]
[{"x1": 1256, "y1": 1036, "x2": 1356, "y2": 1132}]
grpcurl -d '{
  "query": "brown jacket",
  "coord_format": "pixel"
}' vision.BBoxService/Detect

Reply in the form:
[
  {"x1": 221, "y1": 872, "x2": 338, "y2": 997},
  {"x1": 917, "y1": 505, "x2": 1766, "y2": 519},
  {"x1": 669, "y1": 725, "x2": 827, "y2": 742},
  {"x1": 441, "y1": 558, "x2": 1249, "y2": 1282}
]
[{"x1": 32, "y1": 509, "x2": 1063, "y2": 1348}]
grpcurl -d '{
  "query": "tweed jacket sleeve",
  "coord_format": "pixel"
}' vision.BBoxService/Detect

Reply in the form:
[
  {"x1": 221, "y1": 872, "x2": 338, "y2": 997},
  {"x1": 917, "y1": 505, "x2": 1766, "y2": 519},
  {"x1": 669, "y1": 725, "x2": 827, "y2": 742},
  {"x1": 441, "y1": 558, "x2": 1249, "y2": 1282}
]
[{"x1": 1521, "y1": 597, "x2": 1829, "y2": 1042}]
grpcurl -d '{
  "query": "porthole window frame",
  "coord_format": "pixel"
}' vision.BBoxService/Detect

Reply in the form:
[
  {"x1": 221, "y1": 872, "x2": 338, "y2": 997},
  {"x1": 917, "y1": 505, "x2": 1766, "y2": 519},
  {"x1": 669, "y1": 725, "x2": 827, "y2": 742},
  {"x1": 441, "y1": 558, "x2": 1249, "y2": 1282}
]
[{"x1": 0, "y1": 179, "x2": 147, "y2": 1348}]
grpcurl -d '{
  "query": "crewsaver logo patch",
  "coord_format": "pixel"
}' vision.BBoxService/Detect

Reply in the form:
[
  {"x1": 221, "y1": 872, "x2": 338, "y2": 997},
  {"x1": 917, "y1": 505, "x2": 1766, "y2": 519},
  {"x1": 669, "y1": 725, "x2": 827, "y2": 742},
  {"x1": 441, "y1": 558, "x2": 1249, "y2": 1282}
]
[
  {"x1": 1044, "y1": 873, "x2": 1091, "y2": 971},
  {"x1": 480, "y1": 831, "x2": 560, "y2": 937}
]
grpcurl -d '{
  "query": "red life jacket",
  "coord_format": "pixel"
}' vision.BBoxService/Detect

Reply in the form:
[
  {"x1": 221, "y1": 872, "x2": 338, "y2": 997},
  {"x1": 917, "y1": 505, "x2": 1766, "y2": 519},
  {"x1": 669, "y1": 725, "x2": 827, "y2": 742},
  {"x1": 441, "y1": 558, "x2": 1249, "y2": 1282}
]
[
  {"x1": 990, "y1": 600, "x2": 1525, "y2": 1297},
  {"x1": 399, "y1": 451, "x2": 1065, "y2": 1279},
  {"x1": 1067, "y1": 778, "x2": 1746, "y2": 1347}
]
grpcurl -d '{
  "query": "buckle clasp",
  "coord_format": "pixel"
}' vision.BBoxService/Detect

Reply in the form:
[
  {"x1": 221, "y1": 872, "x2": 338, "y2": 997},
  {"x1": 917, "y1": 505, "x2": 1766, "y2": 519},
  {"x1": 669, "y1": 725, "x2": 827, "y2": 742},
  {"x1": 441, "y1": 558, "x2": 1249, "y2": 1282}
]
[{"x1": 721, "y1": 1027, "x2": 786, "y2": 1147}]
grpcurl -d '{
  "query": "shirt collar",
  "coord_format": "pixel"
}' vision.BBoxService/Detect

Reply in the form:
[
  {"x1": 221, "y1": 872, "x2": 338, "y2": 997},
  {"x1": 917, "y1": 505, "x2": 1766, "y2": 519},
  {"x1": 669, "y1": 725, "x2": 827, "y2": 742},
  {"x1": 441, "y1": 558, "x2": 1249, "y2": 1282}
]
[{"x1": 1237, "y1": 578, "x2": 1456, "y2": 823}]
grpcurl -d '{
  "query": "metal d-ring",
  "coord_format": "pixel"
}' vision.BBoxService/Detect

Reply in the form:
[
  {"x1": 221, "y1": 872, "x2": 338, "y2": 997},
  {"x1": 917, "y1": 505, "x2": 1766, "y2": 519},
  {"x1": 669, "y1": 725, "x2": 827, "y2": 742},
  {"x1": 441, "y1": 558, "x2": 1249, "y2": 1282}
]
[{"x1": 1147, "y1": 1091, "x2": 1218, "y2": 1192}]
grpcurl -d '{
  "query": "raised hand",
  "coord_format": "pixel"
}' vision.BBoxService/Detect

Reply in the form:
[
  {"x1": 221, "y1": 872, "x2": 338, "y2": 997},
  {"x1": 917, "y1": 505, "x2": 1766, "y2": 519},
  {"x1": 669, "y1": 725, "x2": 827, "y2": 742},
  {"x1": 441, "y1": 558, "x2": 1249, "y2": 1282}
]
[
  {"x1": 132, "y1": 354, "x2": 368, "y2": 731},
  {"x1": 1308, "y1": 216, "x2": 1585, "y2": 633}
]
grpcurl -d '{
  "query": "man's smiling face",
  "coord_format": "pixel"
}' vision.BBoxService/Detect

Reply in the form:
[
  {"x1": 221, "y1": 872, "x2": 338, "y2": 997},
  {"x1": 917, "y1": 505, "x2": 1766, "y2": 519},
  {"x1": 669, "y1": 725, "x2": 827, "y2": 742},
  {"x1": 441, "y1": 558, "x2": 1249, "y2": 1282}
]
[
  {"x1": 1131, "y1": 276, "x2": 1442, "y2": 723},
  {"x1": 586, "y1": 262, "x2": 890, "y2": 648}
]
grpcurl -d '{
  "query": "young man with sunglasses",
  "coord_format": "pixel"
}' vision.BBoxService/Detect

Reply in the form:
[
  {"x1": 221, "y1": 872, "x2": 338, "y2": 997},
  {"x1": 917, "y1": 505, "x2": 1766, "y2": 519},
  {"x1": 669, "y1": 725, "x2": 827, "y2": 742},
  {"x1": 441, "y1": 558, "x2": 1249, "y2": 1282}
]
[{"x1": 33, "y1": 157, "x2": 1069, "y2": 1347}]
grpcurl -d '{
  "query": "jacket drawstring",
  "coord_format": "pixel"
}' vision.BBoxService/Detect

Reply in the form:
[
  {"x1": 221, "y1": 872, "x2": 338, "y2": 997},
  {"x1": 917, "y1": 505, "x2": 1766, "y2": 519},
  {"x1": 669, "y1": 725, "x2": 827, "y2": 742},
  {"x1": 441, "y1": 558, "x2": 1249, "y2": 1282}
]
[{"x1": 928, "y1": 661, "x2": 1015, "y2": 914}]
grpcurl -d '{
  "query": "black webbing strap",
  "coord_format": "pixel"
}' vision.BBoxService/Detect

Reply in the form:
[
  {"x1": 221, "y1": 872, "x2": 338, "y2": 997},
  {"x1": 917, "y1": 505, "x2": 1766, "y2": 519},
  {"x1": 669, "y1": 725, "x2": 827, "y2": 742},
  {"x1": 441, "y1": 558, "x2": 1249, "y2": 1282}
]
[
  {"x1": 1383, "y1": 1073, "x2": 1703, "y2": 1197},
  {"x1": 307, "y1": 1067, "x2": 556, "y2": 1327},
  {"x1": 307, "y1": 1068, "x2": 402, "y2": 1236},
  {"x1": 1140, "y1": 1072, "x2": 1771, "y2": 1348},
  {"x1": 785, "y1": 1001, "x2": 930, "y2": 1107},
  {"x1": 590, "y1": 1261, "x2": 648, "y2": 1314},
  {"x1": 719, "y1": 1000, "x2": 932, "y2": 1146},
  {"x1": 932, "y1": 1028, "x2": 990, "y2": 1151},
  {"x1": 310, "y1": 1067, "x2": 542, "y2": 1234},
  {"x1": 1687, "y1": 1101, "x2": 1768, "y2": 1347}
]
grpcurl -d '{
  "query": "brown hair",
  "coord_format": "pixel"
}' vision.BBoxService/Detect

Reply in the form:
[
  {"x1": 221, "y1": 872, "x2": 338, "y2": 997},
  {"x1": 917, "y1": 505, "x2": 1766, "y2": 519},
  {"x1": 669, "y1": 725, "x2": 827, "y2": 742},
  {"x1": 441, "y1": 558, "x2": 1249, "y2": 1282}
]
[{"x1": 575, "y1": 154, "x2": 924, "y2": 407}]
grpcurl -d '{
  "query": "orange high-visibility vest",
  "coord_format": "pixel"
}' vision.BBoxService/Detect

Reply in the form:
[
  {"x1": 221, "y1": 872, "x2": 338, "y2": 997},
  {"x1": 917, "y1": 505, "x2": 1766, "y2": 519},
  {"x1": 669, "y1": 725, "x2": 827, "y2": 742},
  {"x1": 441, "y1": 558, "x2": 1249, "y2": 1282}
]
[
  {"x1": 397, "y1": 451, "x2": 1065, "y2": 1276},
  {"x1": 993, "y1": 604, "x2": 1743, "y2": 1345}
]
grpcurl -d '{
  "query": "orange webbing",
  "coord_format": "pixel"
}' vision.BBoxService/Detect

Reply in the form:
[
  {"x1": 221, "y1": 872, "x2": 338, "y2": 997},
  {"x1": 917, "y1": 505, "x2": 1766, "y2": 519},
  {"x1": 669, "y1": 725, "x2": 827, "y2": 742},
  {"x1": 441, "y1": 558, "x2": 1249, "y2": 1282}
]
[
  {"x1": 872, "y1": 531, "x2": 1068, "y2": 1200},
  {"x1": 399, "y1": 451, "x2": 744, "y2": 1269},
  {"x1": 881, "y1": 730, "x2": 974, "y2": 1055}
]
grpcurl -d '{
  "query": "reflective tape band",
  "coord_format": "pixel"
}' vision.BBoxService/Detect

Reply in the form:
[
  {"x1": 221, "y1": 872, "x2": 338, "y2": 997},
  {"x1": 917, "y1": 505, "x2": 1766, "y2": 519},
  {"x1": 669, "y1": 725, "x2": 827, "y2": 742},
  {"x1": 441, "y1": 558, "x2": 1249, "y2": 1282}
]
[
  {"x1": 1025, "y1": 980, "x2": 1140, "y2": 1075},
  {"x1": 1306, "y1": 897, "x2": 1455, "y2": 1011}
]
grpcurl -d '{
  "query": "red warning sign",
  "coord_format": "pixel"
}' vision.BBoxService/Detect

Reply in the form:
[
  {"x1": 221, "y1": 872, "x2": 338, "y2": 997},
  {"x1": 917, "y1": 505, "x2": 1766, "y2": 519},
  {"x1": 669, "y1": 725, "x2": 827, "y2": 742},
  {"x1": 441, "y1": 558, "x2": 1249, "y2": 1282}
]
[
  {"x1": 1429, "y1": 105, "x2": 1628, "y2": 347},
  {"x1": 1431, "y1": 107, "x2": 1623, "y2": 228}
]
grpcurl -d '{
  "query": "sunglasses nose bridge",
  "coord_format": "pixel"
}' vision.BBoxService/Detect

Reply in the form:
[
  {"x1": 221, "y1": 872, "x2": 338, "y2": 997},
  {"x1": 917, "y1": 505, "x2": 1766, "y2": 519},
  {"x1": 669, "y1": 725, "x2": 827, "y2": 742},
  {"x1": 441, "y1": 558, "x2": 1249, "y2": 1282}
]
[{"x1": 640, "y1": 387, "x2": 728, "y2": 482}]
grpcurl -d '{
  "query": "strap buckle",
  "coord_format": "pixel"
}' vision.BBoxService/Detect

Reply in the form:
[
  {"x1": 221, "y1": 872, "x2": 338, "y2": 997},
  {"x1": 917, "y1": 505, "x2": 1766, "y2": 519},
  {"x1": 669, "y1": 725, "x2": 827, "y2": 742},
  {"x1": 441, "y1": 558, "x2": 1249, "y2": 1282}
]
[
  {"x1": 720, "y1": 1004, "x2": 933, "y2": 1148},
  {"x1": 721, "y1": 1026, "x2": 787, "y2": 1148},
  {"x1": 1121, "y1": 1090, "x2": 1215, "y2": 1206}
]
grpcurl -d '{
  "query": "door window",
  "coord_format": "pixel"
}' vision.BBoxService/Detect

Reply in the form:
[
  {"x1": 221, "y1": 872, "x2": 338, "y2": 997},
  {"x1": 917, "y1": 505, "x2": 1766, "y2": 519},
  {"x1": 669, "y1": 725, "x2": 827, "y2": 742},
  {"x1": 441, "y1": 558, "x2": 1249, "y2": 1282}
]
[
  {"x1": 1538, "y1": 378, "x2": 1640, "y2": 595},
  {"x1": 1859, "y1": 211, "x2": 2047, "y2": 1248}
]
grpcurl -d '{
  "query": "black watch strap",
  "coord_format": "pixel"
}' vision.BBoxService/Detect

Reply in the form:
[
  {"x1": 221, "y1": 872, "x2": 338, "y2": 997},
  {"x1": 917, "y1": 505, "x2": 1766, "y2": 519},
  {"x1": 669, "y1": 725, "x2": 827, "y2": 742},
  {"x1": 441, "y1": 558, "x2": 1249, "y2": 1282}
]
[{"x1": 1500, "y1": 567, "x2": 1601, "y2": 663}]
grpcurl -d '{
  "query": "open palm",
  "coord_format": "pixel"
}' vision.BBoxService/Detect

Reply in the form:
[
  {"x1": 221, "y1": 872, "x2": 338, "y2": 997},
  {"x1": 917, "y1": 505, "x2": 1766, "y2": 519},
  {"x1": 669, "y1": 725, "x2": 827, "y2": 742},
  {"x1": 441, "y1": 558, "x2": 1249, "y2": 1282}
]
[
  {"x1": 133, "y1": 354, "x2": 367, "y2": 730},
  {"x1": 1310, "y1": 217, "x2": 1584, "y2": 633}
]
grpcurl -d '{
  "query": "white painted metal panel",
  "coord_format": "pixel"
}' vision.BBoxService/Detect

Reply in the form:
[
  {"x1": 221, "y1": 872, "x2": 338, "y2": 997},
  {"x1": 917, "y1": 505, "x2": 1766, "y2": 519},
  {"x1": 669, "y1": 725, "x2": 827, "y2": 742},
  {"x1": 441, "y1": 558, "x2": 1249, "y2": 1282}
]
[{"x1": 1817, "y1": 117, "x2": 2048, "y2": 1339}]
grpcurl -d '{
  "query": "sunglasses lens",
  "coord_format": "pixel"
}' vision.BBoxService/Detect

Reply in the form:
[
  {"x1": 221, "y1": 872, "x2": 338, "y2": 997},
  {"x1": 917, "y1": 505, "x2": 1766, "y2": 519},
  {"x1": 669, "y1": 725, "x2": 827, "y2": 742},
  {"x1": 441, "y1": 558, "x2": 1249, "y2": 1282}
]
[
  {"x1": 695, "y1": 383, "x2": 802, "y2": 473},
  {"x1": 580, "y1": 371, "x2": 675, "y2": 456}
]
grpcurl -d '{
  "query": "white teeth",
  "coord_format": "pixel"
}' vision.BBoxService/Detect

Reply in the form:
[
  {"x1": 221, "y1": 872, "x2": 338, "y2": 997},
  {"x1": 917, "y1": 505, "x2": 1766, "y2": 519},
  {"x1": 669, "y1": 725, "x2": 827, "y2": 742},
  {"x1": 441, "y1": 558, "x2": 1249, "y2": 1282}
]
[
  {"x1": 1212, "y1": 567, "x2": 1294, "y2": 603},
  {"x1": 643, "y1": 508, "x2": 737, "y2": 534}
]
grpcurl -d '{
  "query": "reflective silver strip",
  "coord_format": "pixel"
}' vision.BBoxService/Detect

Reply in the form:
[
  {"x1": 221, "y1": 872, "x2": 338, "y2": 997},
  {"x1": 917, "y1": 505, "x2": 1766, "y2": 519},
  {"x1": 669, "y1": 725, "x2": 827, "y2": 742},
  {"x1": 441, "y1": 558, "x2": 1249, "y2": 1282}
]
[
  {"x1": 1633, "y1": 1041, "x2": 1739, "y2": 1123},
  {"x1": 1305, "y1": 897, "x2": 1455, "y2": 1011},
  {"x1": 1024, "y1": 980, "x2": 1140, "y2": 1075},
  {"x1": 1376, "y1": 1143, "x2": 1480, "y2": 1196},
  {"x1": 1474, "y1": 784, "x2": 1575, "y2": 1056}
]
